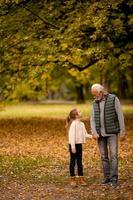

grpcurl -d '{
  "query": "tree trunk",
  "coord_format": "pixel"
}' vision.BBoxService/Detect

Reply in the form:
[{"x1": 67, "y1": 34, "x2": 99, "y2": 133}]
[
  {"x1": 76, "y1": 84, "x2": 85, "y2": 104},
  {"x1": 100, "y1": 71, "x2": 111, "y2": 93},
  {"x1": 118, "y1": 73, "x2": 128, "y2": 99}
]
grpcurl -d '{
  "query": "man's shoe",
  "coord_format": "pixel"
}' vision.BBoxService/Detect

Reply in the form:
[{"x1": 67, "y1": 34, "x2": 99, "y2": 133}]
[
  {"x1": 101, "y1": 178, "x2": 110, "y2": 184},
  {"x1": 110, "y1": 181, "x2": 118, "y2": 188}
]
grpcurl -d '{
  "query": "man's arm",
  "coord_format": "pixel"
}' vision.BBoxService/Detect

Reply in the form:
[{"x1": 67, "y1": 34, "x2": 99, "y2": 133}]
[
  {"x1": 90, "y1": 108, "x2": 99, "y2": 139},
  {"x1": 115, "y1": 97, "x2": 126, "y2": 139}
]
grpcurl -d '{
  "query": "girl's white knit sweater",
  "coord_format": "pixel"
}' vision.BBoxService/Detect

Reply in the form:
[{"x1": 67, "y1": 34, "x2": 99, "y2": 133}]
[{"x1": 68, "y1": 119, "x2": 92, "y2": 149}]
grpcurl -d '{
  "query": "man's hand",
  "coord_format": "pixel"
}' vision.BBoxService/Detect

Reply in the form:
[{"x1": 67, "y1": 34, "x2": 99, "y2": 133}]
[
  {"x1": 92, "y1": 133, "x2": 100, "y2": 139},
  {"x1": 120, "y1": 133, "x2": 126, "y2": 141}
]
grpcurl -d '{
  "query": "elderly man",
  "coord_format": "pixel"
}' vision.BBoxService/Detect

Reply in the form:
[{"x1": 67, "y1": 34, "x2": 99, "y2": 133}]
[{"x1": 90, "y1": 83, "x2": 125, "y2": 187}]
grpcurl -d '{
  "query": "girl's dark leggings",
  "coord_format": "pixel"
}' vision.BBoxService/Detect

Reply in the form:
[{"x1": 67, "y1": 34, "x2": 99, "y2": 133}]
[{"x1": 69, "y1": 143, "x2": 83, "y2": 176}]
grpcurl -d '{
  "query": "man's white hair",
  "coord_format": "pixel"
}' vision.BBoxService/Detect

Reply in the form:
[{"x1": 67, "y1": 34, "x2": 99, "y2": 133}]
[{"x1": 91, "y1": 83, "x2": 105, "y2": 93}]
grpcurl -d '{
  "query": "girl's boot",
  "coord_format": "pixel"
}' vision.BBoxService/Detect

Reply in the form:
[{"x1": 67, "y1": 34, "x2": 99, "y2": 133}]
[
  {"x1": 79, "y1": 176, "x2": 87, "y2": 186},
  {"x1": 70, "y1": 176, "x2": 77, "y2": 187}
]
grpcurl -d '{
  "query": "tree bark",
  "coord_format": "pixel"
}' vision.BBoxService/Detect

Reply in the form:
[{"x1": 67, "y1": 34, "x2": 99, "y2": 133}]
[
  {"x1": 118, "y1": 73, "x2": 128, "y2": 99},
  {"x1": 100, "y1": 71, "x2": 110, "y2": 93},
  {"x1": 76, "y1": 84, "x2": 85, "y2": 104}
]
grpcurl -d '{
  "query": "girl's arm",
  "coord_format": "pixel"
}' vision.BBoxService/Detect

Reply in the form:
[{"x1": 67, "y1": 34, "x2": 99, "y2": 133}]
[
  {"x1": 69, "y1": 122, "x2": 76, "y2": 152},
  {"x1": 83, "y1": 123, "x2": 93, "y2": 139}
]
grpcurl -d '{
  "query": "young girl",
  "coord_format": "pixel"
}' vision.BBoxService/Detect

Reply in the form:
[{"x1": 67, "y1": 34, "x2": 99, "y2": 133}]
[{"x1": 66, "y1": 108, "x2": 92, "y2": 187}]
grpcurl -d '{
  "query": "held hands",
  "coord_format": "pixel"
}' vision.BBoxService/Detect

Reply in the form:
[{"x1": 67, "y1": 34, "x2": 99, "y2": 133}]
[
  {"x1": 91, "y1": 132, "x2": 126, "y2": 141},
  {"x1": 92, "y1": 133, "x2": 100, "y2": 139},
  {"x1": 86, "y1": 134, "x2": 93, "y2": 139}
]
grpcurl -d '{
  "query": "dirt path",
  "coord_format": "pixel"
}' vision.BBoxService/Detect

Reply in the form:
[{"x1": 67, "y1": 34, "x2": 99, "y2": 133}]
[{"x1": 0, "y1": 179, "x2": 133, "y2": 200}]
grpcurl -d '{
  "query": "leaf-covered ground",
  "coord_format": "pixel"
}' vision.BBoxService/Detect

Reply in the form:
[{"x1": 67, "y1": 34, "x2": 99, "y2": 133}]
[{"x1": 0, "y1": 117, "x2": 133, "y2": 200}]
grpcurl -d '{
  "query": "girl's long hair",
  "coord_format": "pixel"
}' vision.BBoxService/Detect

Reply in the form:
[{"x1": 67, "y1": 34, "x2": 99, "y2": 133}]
[{"x1": 66, "y1": 108, "x2": 78, "y2": 130}]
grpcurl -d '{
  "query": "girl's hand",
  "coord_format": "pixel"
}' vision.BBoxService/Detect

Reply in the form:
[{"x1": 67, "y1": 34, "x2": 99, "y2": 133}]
[
  {"x1": 72, "y1": 148, "x2": 76, "y2": 154},
  {"x1": 86, "y1": 134, "x2": 93, "y2": 139}
]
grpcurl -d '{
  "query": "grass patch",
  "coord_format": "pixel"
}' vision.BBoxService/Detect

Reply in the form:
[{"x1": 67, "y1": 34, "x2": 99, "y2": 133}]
[
  {"x1": 0, "y1": 103, "x2": 91, "y2": 118},
  {"x1": 0, "y1": 101, "x2": 133, "y2": 118},
  {"x1": 33, "y1": 174, "x2": 67, "y2": 184},
  {"x1": 0, "y1": 156, "x2": 53, "y2": 180},
  {"x1": 0, "y1": 155, "x2": 69, "y2": 184}
]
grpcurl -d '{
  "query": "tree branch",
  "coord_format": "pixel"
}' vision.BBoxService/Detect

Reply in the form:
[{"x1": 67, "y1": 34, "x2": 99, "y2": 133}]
[
  {"x1": 67, "y1": 58, "x2": 99, "y2": 71},
  {"x1": 23, "y1": 5, "x2": 59, "y2": 30},
  {"x1": 4, "y1": 40, "x2": 25, "y2": 50},
  {"x1": 0, "y1": 2, "x2": 59, "y2": 29}
]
